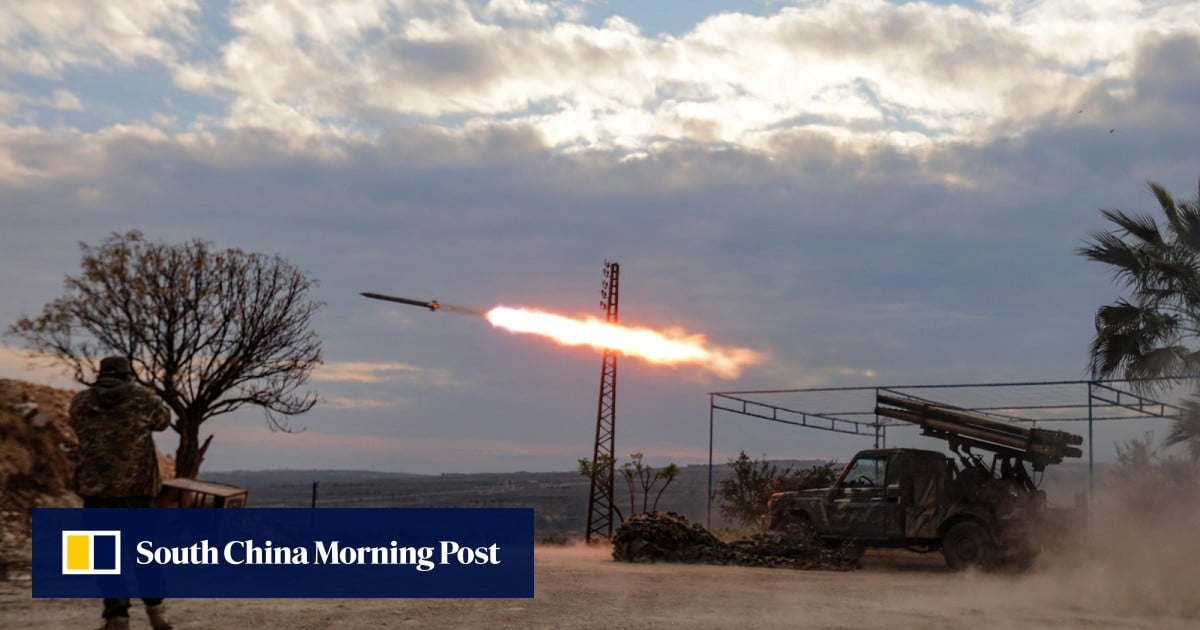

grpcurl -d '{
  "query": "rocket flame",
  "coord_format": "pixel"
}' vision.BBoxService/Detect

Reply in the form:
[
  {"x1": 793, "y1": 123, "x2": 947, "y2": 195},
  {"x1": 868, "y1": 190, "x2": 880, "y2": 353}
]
[{"x1": 485, "y1": 306, "x2": 760, "y2": 379}]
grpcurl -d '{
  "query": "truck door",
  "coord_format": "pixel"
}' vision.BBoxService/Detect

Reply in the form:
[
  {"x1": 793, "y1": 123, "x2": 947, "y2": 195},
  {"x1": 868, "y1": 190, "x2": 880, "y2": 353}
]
[
  {"x1": 831, "y1": 454, "x2": 891, "y2": 538},
  {"x1": 880, "y1": 453, "x2": 905, "y2": 538},
  {"x1": 904, "y1": 455, "x2": 947, "y2": 539}
]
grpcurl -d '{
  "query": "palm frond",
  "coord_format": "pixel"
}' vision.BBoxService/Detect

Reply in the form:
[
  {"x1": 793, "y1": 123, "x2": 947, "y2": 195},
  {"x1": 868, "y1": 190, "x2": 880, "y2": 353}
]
[
  {"x1": 1167, "y1": 397, "x2": 1200, "y2": 461},
  {"x1": 1078, "y1": 231, "x2": 1152, "y2": 289},
  {"x1": 1127, "y1": 345, "x2": 1189, "y2": 380},
  {"x1": 1089, "y1": 301, "x2": 1184, "y2": 379},
  {"x1": 1174, "y1": 194, "x2": 1200, "y2": 253},
  {"x1": 1149, "y1": 181, "x2": 1180, "y2": 231},
  {"x1": 1082, "y1": 178, "x2": 1200, "y2": 393},
  {"x1": 1100, "y1": 207, "x2": 1163, "y2": 245}
]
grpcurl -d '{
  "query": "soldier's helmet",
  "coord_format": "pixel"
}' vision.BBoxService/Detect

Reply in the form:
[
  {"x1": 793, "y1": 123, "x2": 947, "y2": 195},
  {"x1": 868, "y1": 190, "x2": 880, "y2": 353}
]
[{"x1": 98, "y1": 356, "x2": 133, "y2": 377}]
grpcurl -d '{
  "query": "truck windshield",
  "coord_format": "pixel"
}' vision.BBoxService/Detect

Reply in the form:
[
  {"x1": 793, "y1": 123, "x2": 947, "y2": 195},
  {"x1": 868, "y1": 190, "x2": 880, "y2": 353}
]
[{"x1": 840, "y1": 456, "x2": 887, "y2": 488}]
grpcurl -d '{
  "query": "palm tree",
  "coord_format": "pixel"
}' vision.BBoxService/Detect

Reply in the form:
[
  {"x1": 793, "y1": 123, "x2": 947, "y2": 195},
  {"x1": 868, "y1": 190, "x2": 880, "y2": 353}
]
[{"x1": 1077, "y1": 177, "x2": 1200, "y2": 459}]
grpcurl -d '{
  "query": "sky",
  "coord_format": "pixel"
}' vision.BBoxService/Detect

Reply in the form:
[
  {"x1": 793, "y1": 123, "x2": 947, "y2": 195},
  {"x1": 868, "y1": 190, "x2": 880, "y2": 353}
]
[{"x1": 2, "y1": 0, "x2": 1199, "y2": 474}]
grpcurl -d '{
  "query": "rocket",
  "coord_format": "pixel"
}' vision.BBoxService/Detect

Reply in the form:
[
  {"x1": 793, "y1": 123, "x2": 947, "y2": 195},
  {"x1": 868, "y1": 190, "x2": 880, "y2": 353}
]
[
  {"x1": 361, "y1": 292, "x2": 486, "y2": 318},
  {"x1": 360, "y1": 292, "x2": 440, "y2": 311}
]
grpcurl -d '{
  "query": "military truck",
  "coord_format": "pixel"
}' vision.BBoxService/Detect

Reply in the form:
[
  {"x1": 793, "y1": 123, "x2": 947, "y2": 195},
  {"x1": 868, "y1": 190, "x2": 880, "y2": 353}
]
[{"x1": 764, "y1": 393, "x2": 1084, "y2": 570}]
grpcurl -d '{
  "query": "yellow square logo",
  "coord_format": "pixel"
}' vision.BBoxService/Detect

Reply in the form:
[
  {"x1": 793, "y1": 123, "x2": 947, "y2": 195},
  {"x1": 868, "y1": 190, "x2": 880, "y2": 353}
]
[{"x1": 61, "y1": 531, "x2": 121, "y2": 575}]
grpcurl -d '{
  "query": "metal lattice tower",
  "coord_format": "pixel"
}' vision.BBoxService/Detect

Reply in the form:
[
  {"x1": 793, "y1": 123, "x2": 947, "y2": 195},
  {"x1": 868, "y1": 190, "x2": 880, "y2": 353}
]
[{"x1": 585, "y1": 261, "x2": 619, "y2": 543}]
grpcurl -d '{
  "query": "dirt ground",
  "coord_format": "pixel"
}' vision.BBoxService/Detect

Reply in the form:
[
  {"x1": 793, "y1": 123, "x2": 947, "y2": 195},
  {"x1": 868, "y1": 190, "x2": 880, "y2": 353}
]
[{"x1": 2, "y1": 545, "x2": 1196, "y2": 630}]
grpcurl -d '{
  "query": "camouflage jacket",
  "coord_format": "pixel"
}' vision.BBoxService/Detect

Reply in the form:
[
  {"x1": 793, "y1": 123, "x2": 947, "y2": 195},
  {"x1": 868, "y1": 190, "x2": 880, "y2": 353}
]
[{"x1": 69, "y1": 377, "x2": 171, "y2": 498}]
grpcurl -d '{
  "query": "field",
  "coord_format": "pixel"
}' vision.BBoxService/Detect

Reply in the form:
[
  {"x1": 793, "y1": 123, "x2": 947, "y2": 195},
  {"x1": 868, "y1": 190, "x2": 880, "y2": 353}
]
[{"x1": 3, "y1": 544, "x2": 1196, "y2": 629}]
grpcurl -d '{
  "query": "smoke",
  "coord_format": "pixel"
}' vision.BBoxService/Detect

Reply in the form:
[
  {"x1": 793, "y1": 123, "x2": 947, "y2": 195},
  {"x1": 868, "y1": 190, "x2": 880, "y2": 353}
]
[
  {"x1": 1023, "y1": 461, "x2": 1200, "y2": 619},
  {"x1": 485, "y1": 306, "x2": 762, "y2": 378},
  {"x1": 528, "y1": 463, "x2": 1200, "y2": 626},
  {"x1": 439, "y1": 303, "x2": 487, "y2": 318}
]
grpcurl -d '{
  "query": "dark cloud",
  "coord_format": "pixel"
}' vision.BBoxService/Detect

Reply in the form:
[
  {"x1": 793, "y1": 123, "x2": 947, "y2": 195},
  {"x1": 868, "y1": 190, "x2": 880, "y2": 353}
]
[
  {"x1": 382, "y1": 38, "x2": 506, "y2": 95},
  {"x1": 1132, "y1": 32, "x2": 1200, "y2": 113}
]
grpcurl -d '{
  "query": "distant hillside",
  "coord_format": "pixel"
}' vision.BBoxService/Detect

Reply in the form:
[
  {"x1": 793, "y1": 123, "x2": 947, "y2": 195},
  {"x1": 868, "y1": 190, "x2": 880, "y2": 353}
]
[
  {"x1": 201, "y1": 459, "x2": 841, "y2": 537},
  {"x1": 205, "y1": 469, "x2": 427, "y2": 486},
  {"x1": 202, "y1": 464, "x2": 745, "y2": 537}
]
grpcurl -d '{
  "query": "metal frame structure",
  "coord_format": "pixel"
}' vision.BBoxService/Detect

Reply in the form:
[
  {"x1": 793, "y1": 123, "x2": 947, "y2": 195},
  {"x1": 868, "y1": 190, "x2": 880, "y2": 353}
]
[
  {"x1": 706, "y1": 378, "x2": 1183, "y2": 527},
  {"x1": 585, "y1": 261, "x2": 620, "y2": 543}
]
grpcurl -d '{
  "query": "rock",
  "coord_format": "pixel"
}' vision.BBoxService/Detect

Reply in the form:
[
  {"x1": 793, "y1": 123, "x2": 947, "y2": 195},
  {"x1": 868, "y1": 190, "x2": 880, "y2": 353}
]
[
  {"x1": 1, "y1": 378, "x2": 179, "y2": 579},
  {"x1": 0, "y1": 379, "x2": 81, "y2": 577},
  {"x1": 30, "y1": 412, "x2": 56, "y2": 429},
  {"x1": 612, "y1": 512, "x2": 858, "y2": 571}
]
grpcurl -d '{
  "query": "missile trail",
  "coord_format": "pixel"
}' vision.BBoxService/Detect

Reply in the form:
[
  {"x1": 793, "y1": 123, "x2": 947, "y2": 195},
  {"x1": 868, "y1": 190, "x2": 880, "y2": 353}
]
[{"x1": 362, "y1": 290, "x2": 761, "y2": 378}]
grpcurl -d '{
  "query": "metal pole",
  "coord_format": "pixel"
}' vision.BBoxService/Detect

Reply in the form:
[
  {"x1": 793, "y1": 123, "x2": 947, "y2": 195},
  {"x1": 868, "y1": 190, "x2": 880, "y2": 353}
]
[
  {"x1": 874, "y1": 388, "x2": 881, "y2": 448},
  {"x1": 1087, "y1": 382, "x2": 1095, "y2": 501},
  {"x1": 311, "y1": 481, "x2": 318, "y2": 509},
  {"x1": 707, "y1": 395, "x2": 714, "y2": 529}
]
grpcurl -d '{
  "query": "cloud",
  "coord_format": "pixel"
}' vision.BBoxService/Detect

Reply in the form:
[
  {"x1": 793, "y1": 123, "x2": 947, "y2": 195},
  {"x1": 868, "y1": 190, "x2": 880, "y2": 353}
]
[
  {"x1": 2, "y1": 1, "x2": 1199, "y2": 475},
  {"x1": 3, "y1": 1, "x2": 1198, "y2": 160},
  {"x1": 146, "y1": 0, "x2": 1200, "y2": 153},
  {"x1": 0, "y1": 345, "x2": 77, "y2": 388},
  {"x1": 315, "y1": 360, "x2": 461, "y2": 386},
  {"x1": 196, "y1": 422, "x2": 737, "y2": 471},
  {"x1": 321, "y1": 396, "x2": 408, "y2": 410},
  {"x1": 0, "y1": 0, "x2": 199, "y2": 77},
  {"x1": 50, "y1": 90, "x2": 82, "y2": 111},
  {"x1": 1131, "y1": 31, "x2": 1200, "y2": 115},
  {"x1": 214, "y1": 422, "x2": 605, "y2": 459},
  {"x1": 484, "y1": 0, "x2": 553, "y2": 23}
]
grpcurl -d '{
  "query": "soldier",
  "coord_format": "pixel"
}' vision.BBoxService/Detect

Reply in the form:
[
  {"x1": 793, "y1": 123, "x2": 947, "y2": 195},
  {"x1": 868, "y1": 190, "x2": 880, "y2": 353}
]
[{"x1": 70, "y1": 356, "x2": 175, "y2": 630}]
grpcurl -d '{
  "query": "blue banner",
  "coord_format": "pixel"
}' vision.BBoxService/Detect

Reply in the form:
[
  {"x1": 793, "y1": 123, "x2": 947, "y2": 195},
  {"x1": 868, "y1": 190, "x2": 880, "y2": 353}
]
[{"x1": 33, "y1": 508, "x2": 534, "y2": 598}]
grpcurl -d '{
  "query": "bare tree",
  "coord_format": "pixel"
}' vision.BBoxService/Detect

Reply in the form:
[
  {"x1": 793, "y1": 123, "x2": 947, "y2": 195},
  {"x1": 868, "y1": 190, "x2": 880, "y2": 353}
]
[
  {"x1": 618, "y1": 453, "x2": 680, "y2": 516},
  {"x1": 579, "y1": 453, "x2": 680, "y2": 522},
  {"x1": 7, "y1": 231, "x2": 324, "y2": 478}
]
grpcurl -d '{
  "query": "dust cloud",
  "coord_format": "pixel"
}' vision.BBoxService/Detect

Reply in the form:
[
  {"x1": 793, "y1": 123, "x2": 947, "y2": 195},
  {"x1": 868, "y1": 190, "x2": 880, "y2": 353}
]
[
  {"x1": 1019, "y1": 481, "x2": 1200, "y2": 620},
  {"x1": 525, "y1": 499, "x2": 1199, "y2": 629}
]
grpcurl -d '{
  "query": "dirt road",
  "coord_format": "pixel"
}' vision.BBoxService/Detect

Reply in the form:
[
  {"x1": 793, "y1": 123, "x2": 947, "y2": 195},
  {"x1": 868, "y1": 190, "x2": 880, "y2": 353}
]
[{"x1": 3, "y1": 544, "x2": 1195, "y2": 629}]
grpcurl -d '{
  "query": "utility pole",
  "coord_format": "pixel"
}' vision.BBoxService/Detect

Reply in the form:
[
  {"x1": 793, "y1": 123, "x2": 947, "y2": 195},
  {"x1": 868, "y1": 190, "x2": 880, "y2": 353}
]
[{"x1": 585, "y1": 261, "x2": 619, "y2": 543}]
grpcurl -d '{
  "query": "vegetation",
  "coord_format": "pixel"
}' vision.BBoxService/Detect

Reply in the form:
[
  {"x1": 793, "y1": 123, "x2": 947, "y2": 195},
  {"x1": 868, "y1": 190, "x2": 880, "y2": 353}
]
[
  {"x1": 1077, "y1": 177, "x2": 1200, "y2": 460},
  {"x1": 7, "y1": 230, "x2": 324, "y2": 478},
  {"x1": 578, "y1": 452, "x2": 679, "y2": 522},
  {"x1": 618, "y1": 452, "x2": 680, "y2": 517},
  {"x1": 576, "y1": 454, "x2": 621, "y2": 520},
  {"x1": 713, "y1": 451, "x2": 839, "y2": 528}
]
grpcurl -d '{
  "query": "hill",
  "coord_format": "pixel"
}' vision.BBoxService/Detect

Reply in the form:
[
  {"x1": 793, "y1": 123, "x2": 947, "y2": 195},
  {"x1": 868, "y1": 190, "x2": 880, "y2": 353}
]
[{"x1": 203, "y1": 463, "x2": 748, "y2": 538}]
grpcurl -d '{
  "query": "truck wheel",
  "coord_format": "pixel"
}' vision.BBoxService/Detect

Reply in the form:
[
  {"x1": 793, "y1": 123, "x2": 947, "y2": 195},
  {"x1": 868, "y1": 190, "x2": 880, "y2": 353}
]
[{"x1": 942, "y1": 521, "x2": 994, "y2": 570}]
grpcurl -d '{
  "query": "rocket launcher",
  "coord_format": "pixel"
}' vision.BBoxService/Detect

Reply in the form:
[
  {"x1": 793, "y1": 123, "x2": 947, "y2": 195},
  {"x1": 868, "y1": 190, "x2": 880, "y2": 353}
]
[{"x1": 875, "y1": 393, "x2": 1084, "y2": 471}]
